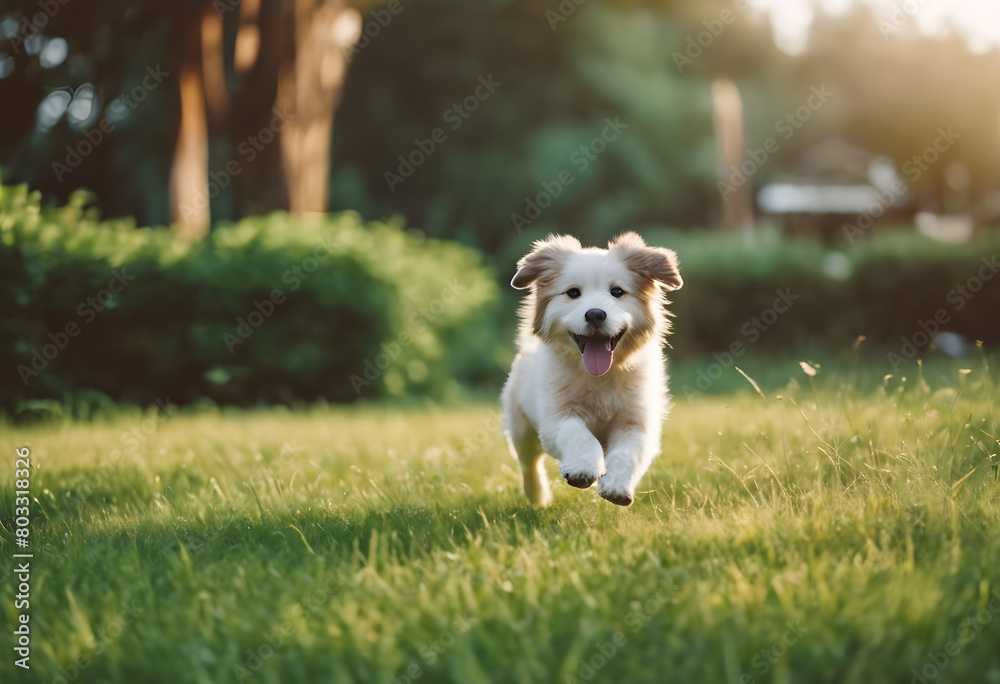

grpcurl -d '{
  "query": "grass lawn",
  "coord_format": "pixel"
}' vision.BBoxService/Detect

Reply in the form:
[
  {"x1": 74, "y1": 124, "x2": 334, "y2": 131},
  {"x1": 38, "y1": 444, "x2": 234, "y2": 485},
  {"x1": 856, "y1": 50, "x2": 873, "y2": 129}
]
[{"x1": 2, "y1": 356, "x2": 999, "y2": 684}]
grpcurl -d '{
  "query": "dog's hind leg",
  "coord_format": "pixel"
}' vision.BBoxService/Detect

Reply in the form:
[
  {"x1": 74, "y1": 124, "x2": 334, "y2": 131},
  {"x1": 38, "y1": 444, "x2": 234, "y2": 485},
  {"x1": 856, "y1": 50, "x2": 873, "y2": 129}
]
[{"x1": 504, "y1": 408, "x2": 551, "y2": 507}]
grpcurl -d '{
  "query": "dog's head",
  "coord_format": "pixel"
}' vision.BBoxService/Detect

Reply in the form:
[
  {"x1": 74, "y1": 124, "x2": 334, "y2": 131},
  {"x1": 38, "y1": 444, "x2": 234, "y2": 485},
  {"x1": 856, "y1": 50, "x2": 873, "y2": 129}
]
[{"x1": 511, "y1": 232, "x2": 683, "y2": 376}]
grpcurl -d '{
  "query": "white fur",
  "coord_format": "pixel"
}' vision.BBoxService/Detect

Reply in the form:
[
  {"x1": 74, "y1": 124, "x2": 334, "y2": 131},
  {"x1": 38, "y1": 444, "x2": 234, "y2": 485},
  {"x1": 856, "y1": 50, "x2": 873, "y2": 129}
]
[{"x1": 501, "y1": 233, "x2": 682, "y2": 507}]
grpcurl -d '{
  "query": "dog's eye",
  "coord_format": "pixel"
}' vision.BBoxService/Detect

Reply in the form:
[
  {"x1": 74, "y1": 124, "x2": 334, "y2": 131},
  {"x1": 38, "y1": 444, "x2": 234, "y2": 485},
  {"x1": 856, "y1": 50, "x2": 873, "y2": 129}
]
[
  {"x1": 566, "y1": 288, "x2": 581, "y2": 299},
  {"x1": 610, "y1": 287, "x2": 625, "y2": 298}
]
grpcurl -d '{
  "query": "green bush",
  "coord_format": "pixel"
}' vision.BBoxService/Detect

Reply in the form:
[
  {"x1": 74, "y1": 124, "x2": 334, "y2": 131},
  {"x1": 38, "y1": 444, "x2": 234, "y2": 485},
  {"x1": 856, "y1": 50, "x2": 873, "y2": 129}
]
[
  {"x1": 0, "y1": 183, "x2": 503, "y2": 412},
  {"x1": 641, "y1": 226, "x2": 1000, "y2": 358},
  {"x1": 3, "y1": 178, "x2": 997, "y2": 415}
]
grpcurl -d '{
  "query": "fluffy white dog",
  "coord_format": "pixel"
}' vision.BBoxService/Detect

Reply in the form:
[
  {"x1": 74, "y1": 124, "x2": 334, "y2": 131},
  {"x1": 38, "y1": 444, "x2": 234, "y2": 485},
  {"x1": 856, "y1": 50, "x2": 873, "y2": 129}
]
[{"x1": 501, "y1": 232, "x2": 683, "y2": 507}]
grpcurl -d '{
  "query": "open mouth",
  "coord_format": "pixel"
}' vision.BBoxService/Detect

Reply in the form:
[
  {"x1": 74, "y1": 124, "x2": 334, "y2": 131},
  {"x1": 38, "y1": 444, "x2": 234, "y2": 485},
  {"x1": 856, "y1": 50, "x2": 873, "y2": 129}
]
[{"x1": 570, "y1": 329, "x2": 626, "y2": 376}]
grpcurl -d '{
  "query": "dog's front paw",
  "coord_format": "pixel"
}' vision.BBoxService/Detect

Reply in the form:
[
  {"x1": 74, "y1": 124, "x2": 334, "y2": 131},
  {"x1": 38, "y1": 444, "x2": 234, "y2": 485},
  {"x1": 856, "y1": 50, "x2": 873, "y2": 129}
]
[
  {"x1": 559, "y1": 466, "x2": 603, "y2": 489},
  {"x1": 599, "y1": 488, "x2": 633, "y2": 506},
  {"x1": 563, "y1": 471, "x2": 599, "y2": 489},
  {"x1": 598, "y1": 477, "x2": 634, "y2": 506}
]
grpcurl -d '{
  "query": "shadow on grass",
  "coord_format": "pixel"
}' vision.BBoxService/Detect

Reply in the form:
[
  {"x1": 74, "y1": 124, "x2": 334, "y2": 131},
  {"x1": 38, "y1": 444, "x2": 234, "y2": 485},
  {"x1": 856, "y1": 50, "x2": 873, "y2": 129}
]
[{"x1": 111, "y1": 494, "x2": 563, "y2": 570}]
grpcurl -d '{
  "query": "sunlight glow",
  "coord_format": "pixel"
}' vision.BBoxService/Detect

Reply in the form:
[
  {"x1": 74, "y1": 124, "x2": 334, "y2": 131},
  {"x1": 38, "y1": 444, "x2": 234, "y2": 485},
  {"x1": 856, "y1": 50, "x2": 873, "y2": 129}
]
[
  {"x1": 750, "y1": 0, "x2": 815, "y2": 54},
  {"x1": 35, "y1": 90, "x2": 71, "y2": 131},
  {"x1": 751, "y1": 0, "x2": 1000, "y2": 53}
]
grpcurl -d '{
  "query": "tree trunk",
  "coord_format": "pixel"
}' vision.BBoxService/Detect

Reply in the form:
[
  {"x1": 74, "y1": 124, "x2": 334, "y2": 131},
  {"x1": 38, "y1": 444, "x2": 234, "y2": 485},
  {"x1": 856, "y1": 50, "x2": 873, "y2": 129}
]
[
  {"x1": 278, "y1": 0, "x2": 360, "y2": 214},
  {"x1": 227, "y1": 0, "x2": 292, "y2": 218},
  {"x1": 169, "y1": 10, "x2": 212, "y2": 239},
  {"x1": 168, "y1": 0, "x2": 361, "y2": 234}
]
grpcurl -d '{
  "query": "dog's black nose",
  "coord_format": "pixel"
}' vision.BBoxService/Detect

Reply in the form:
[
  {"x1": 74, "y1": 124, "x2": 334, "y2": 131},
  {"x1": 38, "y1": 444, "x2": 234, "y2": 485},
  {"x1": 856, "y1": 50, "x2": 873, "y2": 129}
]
[{"x1": 585, "y1": 308, "x2": 607, "y2": 325}]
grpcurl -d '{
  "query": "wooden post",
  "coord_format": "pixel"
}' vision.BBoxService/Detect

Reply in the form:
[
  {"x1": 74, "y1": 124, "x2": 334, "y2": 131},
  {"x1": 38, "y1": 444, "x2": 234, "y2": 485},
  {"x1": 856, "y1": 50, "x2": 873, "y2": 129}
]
[{"x1": 712, "y1": 78, "x2": 754, "y2": 233}]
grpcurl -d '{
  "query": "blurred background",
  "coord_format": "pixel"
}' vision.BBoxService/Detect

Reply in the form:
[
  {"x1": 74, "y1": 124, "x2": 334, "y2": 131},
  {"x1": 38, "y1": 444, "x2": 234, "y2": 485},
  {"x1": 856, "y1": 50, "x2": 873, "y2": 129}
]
[{"x1": 1, "y1": 0, "x2": 999, "y2": 414}]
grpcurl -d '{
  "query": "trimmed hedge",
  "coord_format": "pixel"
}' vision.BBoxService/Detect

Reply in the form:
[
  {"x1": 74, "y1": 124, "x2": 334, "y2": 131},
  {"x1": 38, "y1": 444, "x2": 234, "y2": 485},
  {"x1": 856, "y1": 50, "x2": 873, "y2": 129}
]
[
  {"x1": 0, "y1": 183, "x2": 502, "y2": 412},
  {"x1": 647, "y1": 227, "x2": 1000, "y2": 358},
  {"x1": 3, "y1": 180, "x2": 998, "y2": 413}
]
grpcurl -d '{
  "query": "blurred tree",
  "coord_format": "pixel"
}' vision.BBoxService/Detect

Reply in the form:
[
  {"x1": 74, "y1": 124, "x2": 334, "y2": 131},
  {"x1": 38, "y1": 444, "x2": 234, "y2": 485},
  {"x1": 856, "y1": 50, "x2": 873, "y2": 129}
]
[
  {"x1": 2, "y1": 0, "x2": 998, "y2": 249},
  {"x1": 330, "y1": 0, "x2": 720, "y2": 254},
  {"x1": 793, "y1": 5, "x2": 1000, "y2": 213},
  {"x1": 0, "y1": 0, "x2": 375, "y2": 236},
  {"x1": 170, "y1": 0, "x2": 367, "y2": 236}
]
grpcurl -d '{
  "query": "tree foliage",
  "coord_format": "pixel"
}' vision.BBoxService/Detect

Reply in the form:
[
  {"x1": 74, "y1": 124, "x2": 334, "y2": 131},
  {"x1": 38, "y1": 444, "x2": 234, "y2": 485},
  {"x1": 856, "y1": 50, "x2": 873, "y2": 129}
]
[{"x1": 1, "y1": 0, "x2": 998, "y2": 255}]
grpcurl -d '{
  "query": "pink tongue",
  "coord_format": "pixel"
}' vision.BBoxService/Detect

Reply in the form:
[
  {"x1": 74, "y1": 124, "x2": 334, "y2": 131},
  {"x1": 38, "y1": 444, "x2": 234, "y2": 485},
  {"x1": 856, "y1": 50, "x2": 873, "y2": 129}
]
[{"x1": 582, "y1": 336, "x2": 613, "y2": 376}]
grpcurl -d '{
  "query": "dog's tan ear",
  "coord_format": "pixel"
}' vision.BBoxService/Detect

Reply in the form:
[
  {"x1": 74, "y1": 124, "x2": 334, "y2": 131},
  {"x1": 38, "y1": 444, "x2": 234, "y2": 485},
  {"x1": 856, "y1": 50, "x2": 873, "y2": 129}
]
[
  {"x1": 610, "y1": 231, "x2": 683, "y2": 291},
  {"x1": 511, "y1": 234, "x2": 581, "y2": 290}
]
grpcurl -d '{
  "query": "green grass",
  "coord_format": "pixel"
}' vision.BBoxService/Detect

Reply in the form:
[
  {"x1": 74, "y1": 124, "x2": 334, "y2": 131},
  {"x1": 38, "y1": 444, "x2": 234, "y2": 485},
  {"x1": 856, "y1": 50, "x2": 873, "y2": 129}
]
[{"x1": 2, "y1": 357, "x2": 1000, "y2": 684}]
